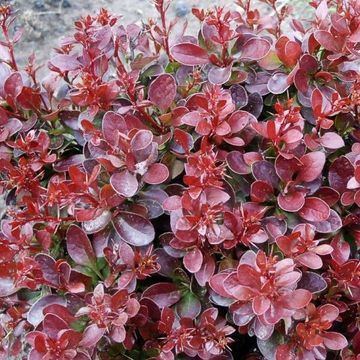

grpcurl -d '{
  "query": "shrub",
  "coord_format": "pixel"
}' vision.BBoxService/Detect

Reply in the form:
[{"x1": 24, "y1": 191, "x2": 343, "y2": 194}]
[{"x1": 0, "y1": 0, "x2": 359, "y2": 359}]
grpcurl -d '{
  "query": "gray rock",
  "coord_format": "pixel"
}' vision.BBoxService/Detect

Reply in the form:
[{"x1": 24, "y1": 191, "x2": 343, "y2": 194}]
[
  {"x1": 62, "y1": 0, "x2": 71, "y2": 8},
  {"x1": 175, "y1": 1, "x2": 190, "y2": 17},
  {"x1": 34, "y1": 0, "x2": 46, "y2": 10}
]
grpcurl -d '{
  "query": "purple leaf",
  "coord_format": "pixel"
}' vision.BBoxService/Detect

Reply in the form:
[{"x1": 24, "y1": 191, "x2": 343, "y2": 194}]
[
  {"x1": 227, "y1": 151, "x2": 251, "y2": 174},
  {"x1": 320, "y1": 132, "x2": 345, "y2": 149},
  {"x1": 176, "y1": 292, "x2": 201, "y2": 318},
  {"x1": 79, "y1": 324, "x2": 106, "y2": 347},
  {"x1": 252, "y1": 160, "x2": 279, "y2": 188},
  {"x1": 230, "y1": 84, "x2": 248, "y2": 109},
  {"x1": 27, "y1": 295, "x2": 66, "y2": 327},
  {"x1": 110, "y1": 170, "x2": 138, "y2": 198},
  {"x1": 297, "y1": 271, "x2": 327, "y2": 293},
  {"x1": 208, "y1": 65, "x2": 232, "y2": 85},
  {"x1": 113, "y1": 211, "x2": 155, "y2": 246},
  {"x1": 243, "y1": 92, "x2": 263, "y2": 118},
  {"x1": 308, "y1": 209, "x2": 342, "y2": 233},
  {"x1": 49, "y1": 54, "x2": 82, "y2": 72},
  {"x1": 82, "y1": 210, "x2": 112, "y2": 234},
  {"x1": 267, "y1": 72, "x2": 290, "y2": 94},
  {"x1": 240, "y1": 38, "x2": 271, "y2": 60},
  {"x1": 66, "y1": 225, "x2": 96, "y2": 267},
  {"x1": 0, "y1": 277, "x2": 17, "y2": 297}
]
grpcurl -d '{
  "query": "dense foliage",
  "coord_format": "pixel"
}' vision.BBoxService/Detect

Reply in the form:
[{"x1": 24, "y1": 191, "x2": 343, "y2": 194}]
[{"x1": 0, "y1": 0, "x2": 359, "y2": 359}]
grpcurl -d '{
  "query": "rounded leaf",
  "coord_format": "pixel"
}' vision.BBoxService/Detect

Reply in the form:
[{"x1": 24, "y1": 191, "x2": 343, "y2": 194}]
[
  {"x1": 308, "y1": 209, "x2": 342, "y2": 233},
  {"x1": 298, "y1": 152, "x2": 326, "y2": 182},
  {"x1": 298, "y1": 197, "x2": 330, "y2": 222},
  {"x1": 320, "y1": 132, "x2": 345, "y2": 149},
  {"x1": 143, "y1": 163, "x2": 169, "y2": 184},
  {"x1": 240, "y1": 38, "x2": 271, "y2": 60},
  {"x1": 183, "y1": 247, "x2": 203, "y2": 273},
  {"x1": 329, "y1": 156, "x2": 354, "y2": 193},
  {"x1": 27, "y1": 295, "x2": 66, "y2": 327},
  {"x1": 297, "y1": 271, "x2": 327, "y2": 293},
  {"x1": 113, "y1": 211, "x2": 155, "y2": 246},
  {"x1": 66, "y1": 225, "x2": 96, "y2": 267},
  {"x1": 267, "y1": 73, "x2": 290, "y2": 94},
  {"x1": 176, "y1": 292, "x2": 201, "y2": 318},
  {"x1": 170, "y1": 43, "x2": 209, "y2": 66},
  {"x1": 278, "y1": 191, "x2": 305, "y2": 212},
  {"x1": 148, "y1": 74, "x2": 177, "y2": 111},
  {"x1": 110, "y1": 170, "x2": 138, "y2": 198},
  {"x1": 322, "y1": 332, "x2": 348, "y2": 350},
  {"x1": 208, "y1": 65, "x2": 232, "y2": 85},
  {"x1": 83, "y1": 210, "x2": 112, "y2": 234},
  {"x1": 142, "y1": 282, "x2": 181, "y2": 308}
]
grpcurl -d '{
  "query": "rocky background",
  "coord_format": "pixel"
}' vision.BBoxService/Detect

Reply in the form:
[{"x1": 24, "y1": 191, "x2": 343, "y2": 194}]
[{"x1": 3, "y1": 0, "x2": 310, "y2": 68}]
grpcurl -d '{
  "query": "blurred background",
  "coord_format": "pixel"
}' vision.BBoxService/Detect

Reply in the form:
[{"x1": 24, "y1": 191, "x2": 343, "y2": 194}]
[{"x1": 3, "y1": 0, "x2": 310, "y2": 67}]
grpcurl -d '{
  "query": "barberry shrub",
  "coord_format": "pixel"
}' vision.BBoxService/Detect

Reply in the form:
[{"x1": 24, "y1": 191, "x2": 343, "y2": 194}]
[{"x1": 0, "y1": 0, "x2": 359, "y2": 359}]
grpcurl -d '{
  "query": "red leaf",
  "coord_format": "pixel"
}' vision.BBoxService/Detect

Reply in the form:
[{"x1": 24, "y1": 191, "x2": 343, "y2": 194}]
[
  {"x1": 227, "y1": 110, "x2": 255, "y2": 133},
  {"x1": 143, "y1": 163, "x2": 169, "y2": 184},
  {"x1": 251, "y1": 180, "x2": 273, "y2": 202},
  {"x1": 209, "y1": 273, "x2": 232, "y2": 298},
  {"x1": 278, "y1": 191, "x2": 305, "y2": 212},
  {"x1": 314, "y1": 30, "x2": 342, "y2": 52},
  {"x1": 223, "y1": 273, "x2": 255, "y2": 300},
  {"x1": 296, "y1": 252, "x2": 323, "y2": 269},
  {"x1": 102, "y1": 111, "x2": 127, "y2": 147},
  {"x1": 142, "y1": 282, "x2": 181, "y2": 308},
  {"x1": 253, "y1": 296, "x2": 270, "y2": 315},
  {"x1": 113, "y1": 211, "x2": 155, "y2": 246},
  {"x1": 170, "y1": 43, "x2": 209, "y2": 66},
  {"x1": 282, "y1": 289, "x2": 312, "y2": 309},
  {"x1": 298, "y1": 197, "x2": 330, "y2": 222},
  {"x1": 195, "y1": 255, "x2": 215, "y2": 286},
  {"x1": 330, "y1": 235, "x2": 350, "y2": 265},
  {"x1": 298, "y1": 151, "x2": 326, "y2": 182},
  {"x1": 66, "y1": 225, "x2": 96, "y2": 267},
  {"x1": 299, "y1": 54, "x2": 318, "y2": 72},
  {"x1": 183, "y1": 247, "x2": 203, "y2": 273},
  {"x1": 329, "y1": 156, "x2": 354, "y2": 193},
  {"x1": 294, "y1": 68, "x2": 309, "y2": 93},
  {"x1": 148, "y1": 74, "x2": 177, "y2": 111}
]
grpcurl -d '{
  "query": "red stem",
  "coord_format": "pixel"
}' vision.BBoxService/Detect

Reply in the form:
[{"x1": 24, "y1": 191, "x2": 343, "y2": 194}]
[
  {"x1": 1, "y1": 24, "x2": 18, "y2": 71},
  {"x1": 158, "y1": 1, "x2": 171, "y2": 60}
]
